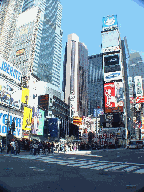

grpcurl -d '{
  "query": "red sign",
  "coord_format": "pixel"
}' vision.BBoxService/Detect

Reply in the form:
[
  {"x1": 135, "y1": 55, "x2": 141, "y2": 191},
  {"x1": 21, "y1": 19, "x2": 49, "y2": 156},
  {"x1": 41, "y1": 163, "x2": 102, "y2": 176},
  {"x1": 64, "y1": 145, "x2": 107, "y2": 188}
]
[{"x1": 104, "y1": 82, "x2": 124, "y2": 113}]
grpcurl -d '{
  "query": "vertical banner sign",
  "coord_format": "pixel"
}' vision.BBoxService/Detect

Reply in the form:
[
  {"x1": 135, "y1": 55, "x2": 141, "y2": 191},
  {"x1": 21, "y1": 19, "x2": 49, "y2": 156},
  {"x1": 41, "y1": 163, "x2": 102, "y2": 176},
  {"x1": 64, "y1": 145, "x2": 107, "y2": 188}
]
[
  {"x1": 134, "y1": 76, "x2": 143, "y2": 97},
  {"x1": 22, "y1": 107, "x2": 32, "y2": 130},
  {"x1": 31, "y1": 108, "x2": 44, "y2": 135},
  {"x1": 104, "y1": 82, "x2": 124, "y2": 113},
  {"x1": 0, "y1": 110, "x2": 22, "y2": 138}
]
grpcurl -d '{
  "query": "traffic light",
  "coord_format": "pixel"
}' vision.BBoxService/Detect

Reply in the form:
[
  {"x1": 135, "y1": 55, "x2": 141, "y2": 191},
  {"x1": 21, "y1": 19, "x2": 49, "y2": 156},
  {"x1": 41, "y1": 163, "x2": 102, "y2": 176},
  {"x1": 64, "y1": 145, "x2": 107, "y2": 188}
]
[{"x1": 11, "y1": 120, "x2": 15, "y2": 132}]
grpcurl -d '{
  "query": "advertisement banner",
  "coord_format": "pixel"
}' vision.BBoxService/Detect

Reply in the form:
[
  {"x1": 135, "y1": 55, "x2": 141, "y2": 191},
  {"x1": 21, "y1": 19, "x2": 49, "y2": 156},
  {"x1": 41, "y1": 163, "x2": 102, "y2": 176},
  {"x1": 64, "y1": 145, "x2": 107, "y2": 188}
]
[
  {"x1": 102, "y1": 15, "x2": 118, "y2": 31},
  {"x1": 47, "y1": 118, "x2": 58, "y2": 138},
  {"x1": 31, "y1": 108, "x2": 44, "y2": 135},
  {"x1": 28, "y1": 75, "x2": 38, "y2": 108},
  {"x1": 0, "y1": 56, "x2": 21, "y2": 84},
  {"x1": 21, "y1": 88, "x2": 29, "y2": 104},
  {"x1": 22, "y1": 107, "x2": 32, "y2": 130},
  {"x1": 38, "y1": 94, "x2": 49, "y2": 111},
  {"x1": 134, "y1": 76, "x2": 143, "y2": 97},
  {"x1": 128, "y1": 77, "x2": 133, "y2": 97},
  {"x1": 102, "y1": 30, "x2": 120, "y2": 52},
  {"x1": 0, "y1": 110, "x2": 22, "y2": 138},
  {"x1": 0, "y1": 78, "x2": 22, "y2": 109},
  {"x1": 104, "y1": 82, "x2": 124, "y2": 113},
  {"x1": 104, "y1": 71, "x2": 122, "y2": 82},
  {"x1": 104, "y1": 53, "x2": 122, "y2": 82},
  {"x1": 94, "y1": 109, "x2": 104, "y2": 117}
]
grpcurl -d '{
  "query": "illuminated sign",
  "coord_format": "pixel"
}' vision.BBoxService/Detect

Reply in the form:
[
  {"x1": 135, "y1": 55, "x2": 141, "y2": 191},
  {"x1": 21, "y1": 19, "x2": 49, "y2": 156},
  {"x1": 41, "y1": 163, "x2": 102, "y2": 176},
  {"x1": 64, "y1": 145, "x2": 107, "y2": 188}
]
[
  {"x1": 0, "y1": 78, "x2": 22, "y2": 109},
  {"x1": 38, "y1": 94, "x2": 49, "y2": 111},
  {"x1": 104, "y1": 53, "x2": 122, "y2": 82},
  {"x1": 134, "y1": 76, "x2": 143, "y2": 97},
  {"x1": 16, "y1": 48, "x2": 25, "y2": 57},
  {"x1": 22, "y1": 107, "x2": 32, "y2": 130},
  {"x1": 102, "y1": 15, "x2": 118, "y2": 31},
  {"x1": 31, "y1": 108, "x2": 44, "y2": 135},
  {"x1": 102, "y1": 30, "x2": 120, "y2": 53},
  {"x1": 0, "y1": 110, "x2": 22, "y2": 138},
  {"x1": 0, "y1": 56, "x2": 21, "y2": 84},
  {"x1": 104, "y1": 82, "x2": 124, "y2": 113},
  {"x1": 21, "y1": 88, "x2": 29, "y2": 104}
]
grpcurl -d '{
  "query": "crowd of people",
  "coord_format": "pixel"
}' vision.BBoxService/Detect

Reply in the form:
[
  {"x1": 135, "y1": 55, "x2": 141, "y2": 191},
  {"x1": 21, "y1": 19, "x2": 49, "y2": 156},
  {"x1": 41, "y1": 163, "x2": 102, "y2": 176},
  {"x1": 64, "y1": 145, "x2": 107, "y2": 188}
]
[{"x1": 4, "y1": 138, "x2": 120, "y2": 155}]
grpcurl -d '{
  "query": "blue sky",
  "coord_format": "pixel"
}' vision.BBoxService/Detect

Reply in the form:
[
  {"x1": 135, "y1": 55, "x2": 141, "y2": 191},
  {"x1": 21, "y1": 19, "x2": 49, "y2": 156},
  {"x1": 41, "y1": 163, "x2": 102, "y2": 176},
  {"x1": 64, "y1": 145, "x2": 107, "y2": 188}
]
[{"x1": 60, "y1": 0, "x2": 144, "y2": 88}]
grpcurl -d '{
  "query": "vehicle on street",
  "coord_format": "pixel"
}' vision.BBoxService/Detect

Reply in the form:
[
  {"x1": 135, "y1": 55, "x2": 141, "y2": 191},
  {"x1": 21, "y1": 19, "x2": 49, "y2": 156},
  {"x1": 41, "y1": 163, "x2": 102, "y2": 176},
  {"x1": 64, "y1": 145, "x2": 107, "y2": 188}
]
[{"x1": 127, "y1": 140, "x2": 143, "y2": 149}]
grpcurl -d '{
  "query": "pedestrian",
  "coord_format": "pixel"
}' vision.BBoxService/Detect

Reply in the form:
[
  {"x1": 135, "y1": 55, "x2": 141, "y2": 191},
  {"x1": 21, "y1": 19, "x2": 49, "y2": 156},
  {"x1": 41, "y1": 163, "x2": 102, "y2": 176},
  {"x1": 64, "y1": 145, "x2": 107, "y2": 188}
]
[
  {"x1": 33, "y1": 142, "x2": 37, "y2": 155},
  {"x1": 51, "y1": 142, "x2": 54, "y2": 154},
  {"x1": 0, "y1": 142, "x2": 2, "y2": 153},
  {"x1": 30, "y1": 142, "x2": 33, "y2": 155},
  {"x1": 10, "y1": 139, "x2": 15, "y2": 154},
  {"x1": 15, "y1": 141, "x2": 19, "y2": 155},
  {"x1": 48, "y1": 142, "x2": 51, "y2": 153}
]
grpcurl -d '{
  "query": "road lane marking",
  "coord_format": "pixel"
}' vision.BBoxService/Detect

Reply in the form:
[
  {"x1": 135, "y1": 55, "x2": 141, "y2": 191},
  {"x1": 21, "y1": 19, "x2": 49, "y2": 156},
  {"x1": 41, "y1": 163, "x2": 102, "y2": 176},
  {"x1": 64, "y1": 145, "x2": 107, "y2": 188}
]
[
  {"x1": 123, "y1": 166, "x2": 139, "y2": 172},
  {"x1": 104, "y1": 164, "x2": 129, "y2": 171},
  {"x1": 134, "y1": 169, "x2": 144, "y2": 174}
]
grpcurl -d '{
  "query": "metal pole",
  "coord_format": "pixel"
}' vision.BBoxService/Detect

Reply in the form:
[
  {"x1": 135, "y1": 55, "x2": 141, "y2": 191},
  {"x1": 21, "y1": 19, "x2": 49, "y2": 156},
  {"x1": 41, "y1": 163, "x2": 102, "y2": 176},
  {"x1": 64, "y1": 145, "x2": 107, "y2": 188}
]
[{"x1": 6, "y1": 96, "x2": 11, "y2": 153}]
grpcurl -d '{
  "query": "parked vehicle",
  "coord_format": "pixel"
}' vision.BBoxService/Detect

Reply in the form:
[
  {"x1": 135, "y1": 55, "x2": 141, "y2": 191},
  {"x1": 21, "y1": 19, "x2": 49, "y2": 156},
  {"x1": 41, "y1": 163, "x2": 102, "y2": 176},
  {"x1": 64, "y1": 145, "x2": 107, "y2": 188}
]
[{"x1": 127, "y1": 140, "x2": 143, "y2": 149}]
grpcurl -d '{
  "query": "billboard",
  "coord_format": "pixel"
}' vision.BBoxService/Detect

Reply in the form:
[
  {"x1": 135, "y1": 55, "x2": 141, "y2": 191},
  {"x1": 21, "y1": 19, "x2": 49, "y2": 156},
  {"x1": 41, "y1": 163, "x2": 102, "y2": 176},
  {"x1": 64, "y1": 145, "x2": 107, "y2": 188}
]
[
  {"x1": 0, "y1": 110, "x2": 22, "y2": 138},
  {"x1": 104, "y1": 53, "x2": 122, "y2": 82},
  {"x1": 0, "y1": 78, "x2": 22, "y2": 109},
  {"x1": 0, "y1": 56, "x2": 21, "y2": 84},
  {"x1": 102, "y1": 30, "x2": 120, "y2": 53},
  {"x1": 28, "y1": 75, "x2": 38, "y2": 108},
  {"x1": 48, "y1": 118, "x2": 58, "y2": 138},
  {"x1": 104, "y1": 82, "x2": 124, "y2": 113},
  {"x1": 21, "y1": 88, "x2": 29, "y2": 104},
  {"x1": 134, "y1": 76, "x2": 143, "y2": 97},
  {"x1": 102, "y1": 15, "x2": 118, "y2": 31},
  {"x1": 94, "y1": 109, "x2": 104, "y2": 117},
  {"x1": 16, "y1": 48, "x2": 25, "y2": 57},
  {"x1": 38, "y1": 94, "x2": 49, "y2": 111},
  {"x1": 22, "y1": 107, "x2": 32, "y2": 130},
  {"x1": 31, "y1": 108, "x2": 44, "y2": 135},
  {"x1": 128, "y1": 77, "x2": 133, "y2": 97}
]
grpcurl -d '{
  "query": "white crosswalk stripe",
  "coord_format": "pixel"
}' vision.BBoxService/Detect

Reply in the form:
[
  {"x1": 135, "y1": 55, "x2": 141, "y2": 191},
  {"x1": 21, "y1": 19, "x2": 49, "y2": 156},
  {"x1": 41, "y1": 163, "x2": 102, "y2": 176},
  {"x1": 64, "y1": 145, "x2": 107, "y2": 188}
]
[{"x1": 10, "y1": 154, "x2": 144, "y2": 174}]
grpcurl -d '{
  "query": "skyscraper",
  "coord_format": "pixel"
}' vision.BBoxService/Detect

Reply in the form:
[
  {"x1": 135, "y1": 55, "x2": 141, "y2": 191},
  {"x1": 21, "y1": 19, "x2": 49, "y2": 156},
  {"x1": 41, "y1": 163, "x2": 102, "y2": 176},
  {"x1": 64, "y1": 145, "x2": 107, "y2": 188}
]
[
  {"x1": 63, "y1": 33, "x2": 88, "y2": 117},
  {"x1": 0, "y1": 0, "x2": 23, "y2": 61},
  {"x1": 9, "y1": 0, "x2": 63, "y2": 88},
  {"x1": 88, "y1": 54, "x2": 103, "y2": 116}
]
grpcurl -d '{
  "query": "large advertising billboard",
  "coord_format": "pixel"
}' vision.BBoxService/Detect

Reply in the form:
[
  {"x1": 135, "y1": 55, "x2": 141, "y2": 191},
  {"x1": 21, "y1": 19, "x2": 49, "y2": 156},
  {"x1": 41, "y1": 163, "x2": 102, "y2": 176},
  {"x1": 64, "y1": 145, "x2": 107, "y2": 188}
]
[
  {"x1": 28, "y1": 75, "x2": 38, "y2": 108},
  {"x1": 134, "y1": 76, "x2": 143, "y2": 97},
  {"x1": 48, "y1": 118, "x2": 58, "y2": 138},
  {"x1": 102, "y1": 30, "x2": 120, "y2": 53},
  {"x1": 0, "y1": 56, "x2": 21, "y2": 84},
  {"x1": 104, "y1": 53, "x2": 122, "y2": 82},
  {"x1": 0, "y1": 78, "x2": 22, "y2": 109},
  {"x1": 21, "y1": 88, "x2": 29, "y2": 105},
  {"x1": 104, "y1": 82, "x2": 124, "y2": 113},
  {"x1": 102, "y1": 15, "x2": 118, "y2": 31},
  {"x1": 0, "y1": 110, "x2": 22, "y2": 138},
  {"x1": 31, "y1": 108, "x2": 44, "y2": 135},
  {"x1": 128, "y1": 77, "x2": 133, "y2": 97},
  {"x1": 22, "y1": 107, "x2": 32, "y2": 130},
  {"x1": 38, "y1": 94, "x2": 49, "y2": 111}
]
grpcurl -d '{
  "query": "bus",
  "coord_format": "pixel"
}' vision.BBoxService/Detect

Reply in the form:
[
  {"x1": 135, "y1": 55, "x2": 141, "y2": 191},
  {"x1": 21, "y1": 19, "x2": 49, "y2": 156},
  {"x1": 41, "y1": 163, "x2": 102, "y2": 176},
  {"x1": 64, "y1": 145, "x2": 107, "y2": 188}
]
[{"x1": 127, "y1": 140, "x2": 143, "y2": 149}]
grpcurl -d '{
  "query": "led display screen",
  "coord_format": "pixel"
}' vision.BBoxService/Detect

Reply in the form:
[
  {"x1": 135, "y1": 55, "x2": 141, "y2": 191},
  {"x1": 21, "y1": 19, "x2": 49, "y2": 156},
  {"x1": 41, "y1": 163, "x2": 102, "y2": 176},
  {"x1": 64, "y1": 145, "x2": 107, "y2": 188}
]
[
  {"x1": 104, "y1": 54, "x2": 120, "y2": 73},
  {"x1": 104, "y1": 82, "x2": 124, "y2": 113}
]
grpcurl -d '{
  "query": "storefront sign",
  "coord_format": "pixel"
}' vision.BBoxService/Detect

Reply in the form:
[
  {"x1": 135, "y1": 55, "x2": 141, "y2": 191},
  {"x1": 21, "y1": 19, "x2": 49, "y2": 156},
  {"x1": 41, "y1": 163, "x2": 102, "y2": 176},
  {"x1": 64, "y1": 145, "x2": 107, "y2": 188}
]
[{"x1": 0, "y1": 110, "x2": 22, "y2": 138}]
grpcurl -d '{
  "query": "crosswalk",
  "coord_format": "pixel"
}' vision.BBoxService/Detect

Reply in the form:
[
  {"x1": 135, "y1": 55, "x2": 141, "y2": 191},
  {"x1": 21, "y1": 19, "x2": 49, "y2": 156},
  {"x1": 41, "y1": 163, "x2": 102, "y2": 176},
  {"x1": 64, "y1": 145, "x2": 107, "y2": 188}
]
[{"x1": 5, "y1": 154, "x2": 144, "y2": 174}]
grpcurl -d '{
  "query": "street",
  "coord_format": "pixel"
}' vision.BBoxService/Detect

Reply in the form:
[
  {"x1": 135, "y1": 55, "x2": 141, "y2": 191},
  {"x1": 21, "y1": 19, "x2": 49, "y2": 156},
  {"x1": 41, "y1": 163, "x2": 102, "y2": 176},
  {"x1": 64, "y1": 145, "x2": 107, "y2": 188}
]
[{"x1": 0, "y1": 148, "x2": 144, "y2": 192}]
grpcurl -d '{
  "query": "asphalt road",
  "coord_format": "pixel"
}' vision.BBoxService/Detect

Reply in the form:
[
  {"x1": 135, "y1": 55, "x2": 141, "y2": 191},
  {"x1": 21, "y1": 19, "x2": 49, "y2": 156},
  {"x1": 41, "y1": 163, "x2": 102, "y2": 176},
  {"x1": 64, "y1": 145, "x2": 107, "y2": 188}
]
[{"x1": 0, "y1": 148, "x2": 144, "y2": 192}]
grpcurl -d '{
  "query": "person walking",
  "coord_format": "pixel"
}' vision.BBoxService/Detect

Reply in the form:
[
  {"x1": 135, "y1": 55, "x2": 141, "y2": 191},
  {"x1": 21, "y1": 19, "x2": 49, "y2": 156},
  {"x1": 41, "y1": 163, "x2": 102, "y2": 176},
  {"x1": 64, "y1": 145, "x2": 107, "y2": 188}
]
[
  {"x1": 51, "y1": 142, "x2": 54, "y2": 154},
  {"x1": 48, "y1": 142, "x2": 51, "y2": 154},
  {"x1": 33, "y1": 142, "x2": 37, "y2": 155}
]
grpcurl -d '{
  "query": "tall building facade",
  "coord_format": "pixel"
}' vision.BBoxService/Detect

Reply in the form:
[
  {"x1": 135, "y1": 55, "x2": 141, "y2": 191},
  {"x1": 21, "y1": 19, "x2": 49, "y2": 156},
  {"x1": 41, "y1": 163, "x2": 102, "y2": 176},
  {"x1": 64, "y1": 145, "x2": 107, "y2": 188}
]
[
  {"x1": 63, "y1": 33, "x2": 88, "y2": 118},
  {"x1": 88, "y1": 54, "x2": 103, "y2": 116},
  {"x1": 8, "y1": 0, "x2": 63, "y2": 88},
  {"x1": 0, "y1": 0, "x2": 23, "y2": 61},
  {"x1": 8, "y1": 6, "x2": 44, "y2": 77}
]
